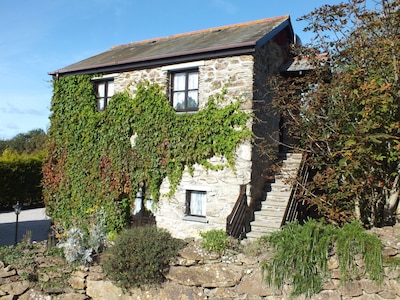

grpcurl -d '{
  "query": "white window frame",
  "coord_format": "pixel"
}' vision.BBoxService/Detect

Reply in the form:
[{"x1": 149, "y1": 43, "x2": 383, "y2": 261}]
[
  {"x1": 92, "y1": 75, "x2": 116, "y2": 111},
  {"x1": 169, "y1": 69, "x2": 199, "y2": 112},
  {"x1": 183, "y1": 190, "x2": 208, "y2": 223},
  {"x1": 163, "y1": 61, "x2": 204, "y2": 113}
]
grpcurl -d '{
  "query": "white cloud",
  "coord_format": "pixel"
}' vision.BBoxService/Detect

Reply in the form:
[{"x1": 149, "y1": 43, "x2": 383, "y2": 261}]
[
  {"x1": 0, "y1": 93, "x2": 50, "y2": 139},
  {"x1": 0, "y1": 103, "x2": 45, "y2": 116}
]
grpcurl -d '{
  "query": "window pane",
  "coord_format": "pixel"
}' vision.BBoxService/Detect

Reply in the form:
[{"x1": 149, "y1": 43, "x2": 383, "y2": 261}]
[
  {"x1": 106, "y1": 97, "x2": 112, "y2": 107},
  {"x1": 96, "y1": 82, "x2": 105, "y2": 97},
  {"x1": 190, "y1": 191, "x2": 206, "y2": 216},
  {"x1": 107, "y1": 81, "x2": 114, "y2": 97},
  {"x1": 173, "y1": 92, "x2": 185, "y2": 110},
  {"x1": 187, "y1": 91, "x2": 198, "y2": 108},
  {"x1": 174, "y1": 73, "x2": 186, "y2": 91},
  {"x1": 97, "y1": 98, "x2": 106, "y2": 111},
  {"x1": 188, "y1": 72, "x2": 198, "y2": 89}
]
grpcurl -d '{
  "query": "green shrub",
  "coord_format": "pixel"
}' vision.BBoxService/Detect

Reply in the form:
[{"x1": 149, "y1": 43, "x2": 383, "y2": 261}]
[
  {"x1": 101, "y1": 225, "x2": 184, "y2": 288},
  {"x1": 200, "y1": 229, "x2": 229, "y2": 253},
  {"x1": 336, "y1": 221, "x2": 383, "y2": 282},
  {"x1": 261, "y1": 219, "x2": 384, "y2": 297},
  {"x1": 0, "y1": 149, "x2": 45, "y2": 210}
]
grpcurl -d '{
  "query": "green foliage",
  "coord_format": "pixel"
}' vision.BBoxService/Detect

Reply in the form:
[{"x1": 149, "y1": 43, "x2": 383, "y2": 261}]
[
  {"x1": 0, "y1": 243, "x2": 40, "y2": 269},
  {"x1": 200, "y1": 229, "x2": 230, "y2": 253},
  {"x1": 0, "y1": 129, "x2": 47, "y2": 155},
  {"x1": 261, "y1": 219, "x2": 337, "y2": 297},
  {"x1": 101, "y1": 225, "x2": 184, "y2": 288},
  {"x1": 270, "y1": 0, "x2": 400, "y2": 226},
  {"x1": 336, "y1": 221, "x2": 383, "y2": 282},
  {"x1": 261, "y1": 219, "x2": 384, "y2": 297},
  {"x1": 0, "y1": 149, "x2": 45, "y2": 210},
  {"x1": 44, "y1": 76, "x2": 251, "y2": 234}
]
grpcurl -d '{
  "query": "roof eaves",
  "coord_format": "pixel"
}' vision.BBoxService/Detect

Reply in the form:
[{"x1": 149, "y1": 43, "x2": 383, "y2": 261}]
[
  {"x1": 49, "y1": 41, "x2": 256, "y2": 77},
  {"x1": 255, "y1": 17, "x2": 293, "y2": 48}
]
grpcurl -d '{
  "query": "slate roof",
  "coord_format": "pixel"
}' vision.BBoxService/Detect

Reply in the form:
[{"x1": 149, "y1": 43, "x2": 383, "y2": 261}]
[{"x1": 50, "y1": 15, "x2": 293, "y2": 77}]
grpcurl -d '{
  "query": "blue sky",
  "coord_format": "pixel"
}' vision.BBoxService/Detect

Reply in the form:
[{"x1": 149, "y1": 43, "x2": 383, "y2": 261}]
[{"x1": 0, "y1": 0, "x2": 345, "y2": 140}]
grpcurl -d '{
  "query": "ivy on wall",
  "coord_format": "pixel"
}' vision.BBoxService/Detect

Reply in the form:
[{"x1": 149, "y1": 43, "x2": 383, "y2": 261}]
[{"x1": 43, "y1": 75, "x2": 251, "y2": 234}]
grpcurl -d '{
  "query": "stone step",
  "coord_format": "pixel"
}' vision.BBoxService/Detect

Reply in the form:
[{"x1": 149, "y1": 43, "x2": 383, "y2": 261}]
[
  {"x1": 264, "y1": 197, "x2": 290, "y2": 206},
  {"x1": 251, "y1": 216, "x2": 283, "y2": 227},
  {"x1": 266, "y1": 190, "x2": 292, "y2": 198},
  {"x1": 254, "y1": 209, "x2": 285, "y2": 218},
  {"x1": 285, "y1": 153, "x2": 303, "y2": 160},
  {"x1": 278, "y1": 165, "x2": 299, "y2": 171},
  {"x1": 247, "y1": 152, "x2": 303, "y2": 240},
  {"x1": 246, "y1": 229, "x2": 276, "y2": 239},
  {"x1": 282, "y1": 161, "x2": 302, "y2": 168},
  {"x1": 269, "y1": 185, "x2": 292, "y2": 193},
  {"x1": 256, "y1": 202, "x2": 287, "y2": 211},
  {"x1": 269, "y1": 181, "x2": 292, "y2": 190},
  {"x1": 275, "y1": 173, "x2": 297, "y2": 180}
]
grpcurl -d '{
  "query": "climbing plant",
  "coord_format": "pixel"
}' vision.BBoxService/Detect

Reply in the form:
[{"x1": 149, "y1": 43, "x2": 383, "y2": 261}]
[{"x1": 43, "y1": 76, "x2": 251, "y2": 234}]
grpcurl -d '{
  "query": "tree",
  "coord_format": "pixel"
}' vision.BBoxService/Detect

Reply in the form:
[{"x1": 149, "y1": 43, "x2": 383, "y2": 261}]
[
  {"x1": 0, "y1": 129, "x2": 47, "y2": 155},
  {"x1": 271, "y1": 0, "x2": 400, "y2": 226}
]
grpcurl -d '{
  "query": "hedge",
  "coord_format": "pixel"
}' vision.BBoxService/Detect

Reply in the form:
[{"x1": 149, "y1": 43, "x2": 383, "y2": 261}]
[{"x1": 0, "y1": 150, "x2": 45, "y2": 210}]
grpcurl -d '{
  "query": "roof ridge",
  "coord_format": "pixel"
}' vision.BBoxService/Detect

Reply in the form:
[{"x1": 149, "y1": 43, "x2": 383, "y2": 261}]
[{"x1": 111, "y1": 15, "x2": 290, "y2": 50}]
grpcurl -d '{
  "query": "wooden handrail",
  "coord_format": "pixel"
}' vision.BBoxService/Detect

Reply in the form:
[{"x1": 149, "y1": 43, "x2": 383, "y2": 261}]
[
  {"x1": 282, "y1": 153, "x2": 309, "y2": 225},
  {"x1": 226, "y1": 184, "x2": 250, "y2": 238}
]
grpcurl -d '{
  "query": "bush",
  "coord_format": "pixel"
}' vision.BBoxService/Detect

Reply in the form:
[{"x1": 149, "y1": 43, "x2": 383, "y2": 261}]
[
  {"x1": 101, "y1": 225, "x2": 184, "y2": 288},
  {"x1": 57, "y1": 228, "x2": 93, "y2": 265},
  {"x1": 200, "y1": 229, "x2": 229, "y2": 253},
  {"x1": 0, "y1": 149, "x2": 45, "y2": 210}
]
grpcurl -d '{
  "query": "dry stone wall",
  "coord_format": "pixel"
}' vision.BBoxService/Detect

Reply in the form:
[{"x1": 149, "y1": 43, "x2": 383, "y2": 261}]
[{"x1": 2, "y1": 225, "x2": 400, "y2": 299}]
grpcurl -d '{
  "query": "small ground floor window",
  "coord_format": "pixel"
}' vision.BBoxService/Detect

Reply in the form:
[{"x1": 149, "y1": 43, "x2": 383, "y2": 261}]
[{"x1": 185, "y1": 190, "x2": 206, "y2": 217}]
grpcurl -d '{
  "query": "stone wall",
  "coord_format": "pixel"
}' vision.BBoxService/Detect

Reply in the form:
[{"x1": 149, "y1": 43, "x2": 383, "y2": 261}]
[
  {"x1": 112, "y1": 45, "x2": 290, "y2": 239},
  {"x1": 155, "y1": 56, "x2": 256, "y2": 239},
  {"x1": 250, "y1": 36, "x2": 291, "y2": 205},
  {"x1": 112, "y1": 56, "x2": 258, "y2": 239},
  {"x1": 2, "y1": 225, "x2": 400, "y2": 299}
]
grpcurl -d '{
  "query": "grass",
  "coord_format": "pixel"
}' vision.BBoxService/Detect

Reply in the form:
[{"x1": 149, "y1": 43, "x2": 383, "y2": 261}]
[
  {"x1": 260, "y1": 219, "x2": 385, "y2": 297},
  {"x1": 0, "y1": 242, "x2": 39, "y2": 268}
]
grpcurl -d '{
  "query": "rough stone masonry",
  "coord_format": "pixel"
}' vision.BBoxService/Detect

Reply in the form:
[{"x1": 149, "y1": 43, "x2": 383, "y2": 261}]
[{"x1": 2, "y1": 225, "x2": 400, "y2": 299}]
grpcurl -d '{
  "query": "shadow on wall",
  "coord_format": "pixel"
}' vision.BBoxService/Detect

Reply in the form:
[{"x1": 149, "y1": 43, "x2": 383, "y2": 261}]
[{"x1": 0, "y1": 219, "x2": 51, "y2": 247}]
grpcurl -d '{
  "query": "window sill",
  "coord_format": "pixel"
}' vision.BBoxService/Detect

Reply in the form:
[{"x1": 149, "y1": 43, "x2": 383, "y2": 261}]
[
  {"x1": 175, "y1": 110, "x2": 198, "y2": 115},
  {"x1": 182, "y1": 215, "x2": 209, "y2": 223}
]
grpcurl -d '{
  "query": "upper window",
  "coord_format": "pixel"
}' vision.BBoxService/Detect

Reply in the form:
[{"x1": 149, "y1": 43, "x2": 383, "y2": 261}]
[
  {"x1": 170, "y1": 69, "x2": 199, "y2": 112},
  {"x1": 185, "y1": 190, "x2": 206, "y2": 217},
  {"x1": 94, "y1": 78, "x2": 114, "y2": 111}
]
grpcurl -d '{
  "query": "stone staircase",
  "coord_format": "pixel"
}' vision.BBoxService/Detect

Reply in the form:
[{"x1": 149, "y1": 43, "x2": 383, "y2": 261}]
[{"x1": 246, "y1": 153, "x2": 303, "y2": 240}]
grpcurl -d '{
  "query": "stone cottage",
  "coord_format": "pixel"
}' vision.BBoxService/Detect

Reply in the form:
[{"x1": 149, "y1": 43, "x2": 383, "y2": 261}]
[{"x1": 49, "y1": 15, "x2": 303, "y2": 239}]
